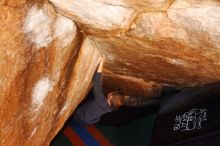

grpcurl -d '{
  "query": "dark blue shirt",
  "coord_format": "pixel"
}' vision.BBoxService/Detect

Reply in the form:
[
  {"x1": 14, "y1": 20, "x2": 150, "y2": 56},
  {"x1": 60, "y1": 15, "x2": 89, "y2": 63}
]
[{"x1": 74, "y1": 73, "x2": 113, "y2": 125}]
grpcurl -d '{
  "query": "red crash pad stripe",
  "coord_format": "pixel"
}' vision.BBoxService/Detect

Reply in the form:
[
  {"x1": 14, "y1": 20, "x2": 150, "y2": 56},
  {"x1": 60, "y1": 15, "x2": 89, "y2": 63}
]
[
  {"x1": 85, "y1": 126, "x2": 114, "y2": 146},
  {"x1": 63, "y1": 126, "x2": 86, "y2": 146}
]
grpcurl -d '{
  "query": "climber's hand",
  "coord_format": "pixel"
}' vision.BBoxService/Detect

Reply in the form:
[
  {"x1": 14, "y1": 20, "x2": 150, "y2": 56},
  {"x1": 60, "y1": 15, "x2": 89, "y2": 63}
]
[{"x1": 97, "y1": 55, "x2": 105, "y2": 73}]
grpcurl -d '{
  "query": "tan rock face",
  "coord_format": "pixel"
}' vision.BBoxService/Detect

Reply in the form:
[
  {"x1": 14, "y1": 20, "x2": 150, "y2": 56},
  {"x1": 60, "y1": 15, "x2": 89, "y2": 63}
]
[
  {"x1": 0, "y1": 1, "x2": 100, "y2": 146},
  {"x1": 50, "y1": 0, "x2": 137, "y2": 35},
  {"x1": 95, "y1": 0, "x2": 173, "y2": 11},
  {"x1": 50, "y1": 0, "x2": 220, "y2": 87},
  {"x1": 1, "y1": 0, "x2": 220, "y2": 146}
]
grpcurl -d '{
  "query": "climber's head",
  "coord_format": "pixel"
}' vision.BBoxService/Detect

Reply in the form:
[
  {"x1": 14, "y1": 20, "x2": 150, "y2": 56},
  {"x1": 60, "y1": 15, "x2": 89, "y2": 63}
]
[{"x1": 107, "y1": 91, "x2": 125, "y2": 109}]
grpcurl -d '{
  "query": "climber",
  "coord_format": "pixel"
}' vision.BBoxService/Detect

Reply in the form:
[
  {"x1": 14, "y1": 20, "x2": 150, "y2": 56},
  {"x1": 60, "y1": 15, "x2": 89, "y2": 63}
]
[
  {"x1": 73, "y1": 55, "x2": 161, "y2": 125},
  {"x1": 73, "y1": 55, "x2": 124, "y2": 125}
]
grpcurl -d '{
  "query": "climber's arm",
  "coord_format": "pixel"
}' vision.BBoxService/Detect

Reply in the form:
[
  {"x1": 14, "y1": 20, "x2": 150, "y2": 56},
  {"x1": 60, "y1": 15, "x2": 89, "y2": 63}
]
[{"x1": 93, "y1": 56, "x2": 106, "y2": 101}]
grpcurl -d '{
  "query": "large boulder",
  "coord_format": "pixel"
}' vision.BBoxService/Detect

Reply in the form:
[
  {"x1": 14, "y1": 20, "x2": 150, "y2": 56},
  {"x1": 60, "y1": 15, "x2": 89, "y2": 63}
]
[
  {"x1": 50, "y1": 0, "x2": 220, "y2": 87},
  {"x1": 1, "y1": 0, "x2": 220, "y2": 146},
  {"x1": 0, "y1": 1, "x2": 100, "y2": 146}
]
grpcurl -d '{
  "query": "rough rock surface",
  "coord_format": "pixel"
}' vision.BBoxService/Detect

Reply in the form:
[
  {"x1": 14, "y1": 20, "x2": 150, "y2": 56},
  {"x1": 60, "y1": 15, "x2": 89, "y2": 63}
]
[
  {"x1": 0, "y1": 1, "x2": 100, "y2": 146},
  {"x1": 50, "y1": 0, "x2": 220, "y2": 87},
  {"x1": 1, "y1": 0, "x2": 220, "y2": 146}
]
